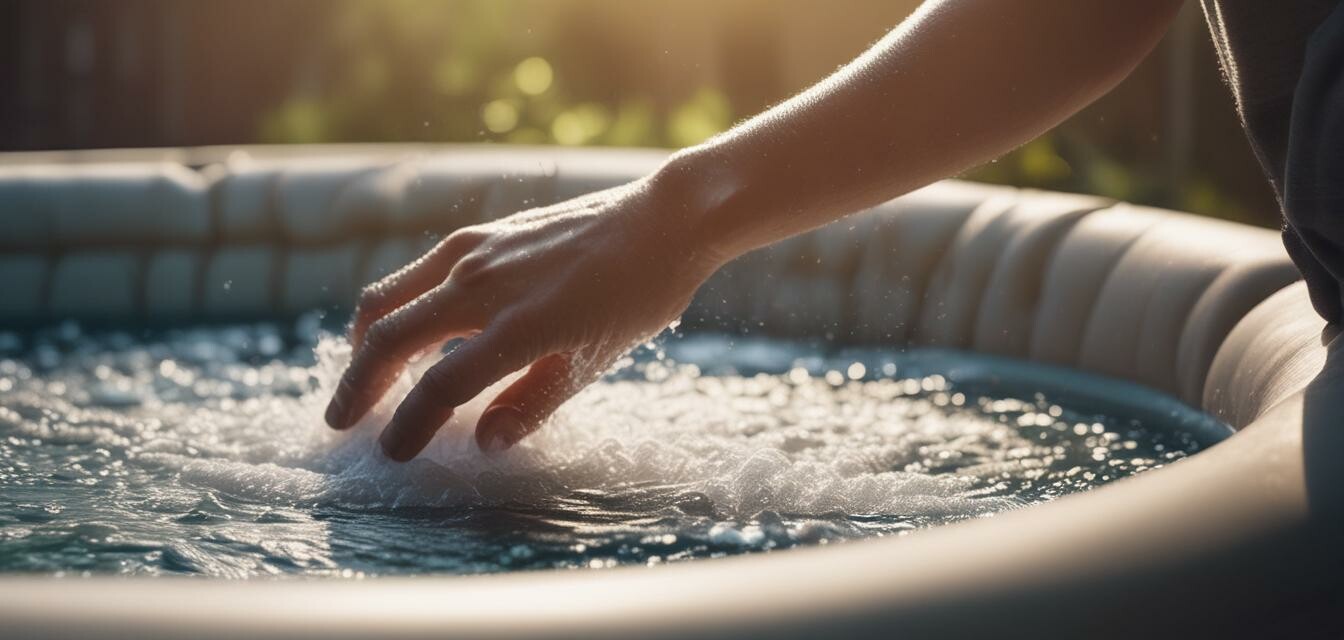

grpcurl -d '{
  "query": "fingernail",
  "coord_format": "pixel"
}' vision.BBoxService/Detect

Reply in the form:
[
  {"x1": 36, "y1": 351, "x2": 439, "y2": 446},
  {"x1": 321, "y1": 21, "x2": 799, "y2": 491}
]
[
  {"x1": 477, "y1": 406, "x2": 527, "y2": 454},
  {"x1": 324, "y1": 397, "x2": 347, "y2": 430}
]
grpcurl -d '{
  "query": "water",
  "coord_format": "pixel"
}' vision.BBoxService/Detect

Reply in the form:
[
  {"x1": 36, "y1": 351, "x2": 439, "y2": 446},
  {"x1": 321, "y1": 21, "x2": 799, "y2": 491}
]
[{"x1": 0, "y1": 320, "x2": 1225, "y2": 578}]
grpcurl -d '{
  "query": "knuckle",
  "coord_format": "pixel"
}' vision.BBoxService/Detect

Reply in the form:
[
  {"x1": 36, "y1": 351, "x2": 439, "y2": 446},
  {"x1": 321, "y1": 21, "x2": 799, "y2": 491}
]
[
  {"x1": 486, "y1": 312, "x2": 531, "y2": 346},
  {"x1": 509, "y1": 310, "x2": 565, "y2": 354},
  {"x1": 449, "y1": 252, "x2": 493, "y2": 287},
  {"x1": 445, "y1": 227, "x2": 487, "y2": 248},
  {"x1": 420, "y1": 362, "x2": 458, "y2": 395},
  {"x1": 355, "y1": 284, "x2": 388, "y2": 315}
]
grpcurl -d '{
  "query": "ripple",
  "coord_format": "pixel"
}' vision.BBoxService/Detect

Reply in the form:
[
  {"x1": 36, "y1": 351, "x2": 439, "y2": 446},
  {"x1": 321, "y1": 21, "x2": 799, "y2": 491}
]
[{"x1": 0, "y1": 321, "x2": 1211, "y2": 577}]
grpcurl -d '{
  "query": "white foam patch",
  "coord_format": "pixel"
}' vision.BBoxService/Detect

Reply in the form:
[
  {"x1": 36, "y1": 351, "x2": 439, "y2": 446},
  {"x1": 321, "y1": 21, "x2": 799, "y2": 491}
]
[
  {"x1": 0, "y1": 325, "x2": 1199, "y2": 576},
  {"x1": 0, "y1": 332, "x2": 1062, "y2": 520},
  {"x1": 111, "y1": 335, "x2": 1022, "y2": 518}
]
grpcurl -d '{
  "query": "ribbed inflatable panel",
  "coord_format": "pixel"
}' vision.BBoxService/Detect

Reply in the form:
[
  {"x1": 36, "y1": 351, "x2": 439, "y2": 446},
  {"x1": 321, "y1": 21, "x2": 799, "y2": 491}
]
[
  {"x1": 2, "y1": 146, "x2": 1341, "y2": 639},
  {"x1": 0, "y1": 145, "x2": 1302, "y2": 414}
]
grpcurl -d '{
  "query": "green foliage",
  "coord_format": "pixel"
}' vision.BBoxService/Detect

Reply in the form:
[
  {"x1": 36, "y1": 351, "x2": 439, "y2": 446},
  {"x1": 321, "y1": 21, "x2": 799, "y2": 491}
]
[
  {"x1": 256, "y1": 0, "x2": 1249, "y2": 222},
  {"x1": 259, "y1": 99, "x2": 331, "y2": 144},
  {"x1": 256, "y1": 0, "x2": 732, "y2": 149},
  {"x1": 965, "y1": 133, "x2": 1252, "y2": 221},
  {"x1": 667, "y1": 89, "x2": 734, "y2": 147}
]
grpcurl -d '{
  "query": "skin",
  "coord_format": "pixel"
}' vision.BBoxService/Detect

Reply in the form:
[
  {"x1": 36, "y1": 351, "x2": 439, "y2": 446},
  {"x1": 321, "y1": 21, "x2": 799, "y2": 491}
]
[{"x1": 325, "y1": 0, "x2": 1185, "y2": 461}]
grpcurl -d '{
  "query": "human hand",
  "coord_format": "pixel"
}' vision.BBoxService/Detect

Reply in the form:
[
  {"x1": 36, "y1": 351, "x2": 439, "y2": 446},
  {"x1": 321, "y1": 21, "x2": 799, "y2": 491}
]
[{"x1": 323, "y1": 175, "x2": 723, "y2": 461}]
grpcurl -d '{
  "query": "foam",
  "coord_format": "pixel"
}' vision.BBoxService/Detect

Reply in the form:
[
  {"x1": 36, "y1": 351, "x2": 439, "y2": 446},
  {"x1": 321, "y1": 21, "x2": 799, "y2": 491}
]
[
  {"x1": 0, "y1": 323, "x2": 1200, "y2": 576},
  {"x1": 200, "y1": 335, "x2": 1013, "y2": 517}
]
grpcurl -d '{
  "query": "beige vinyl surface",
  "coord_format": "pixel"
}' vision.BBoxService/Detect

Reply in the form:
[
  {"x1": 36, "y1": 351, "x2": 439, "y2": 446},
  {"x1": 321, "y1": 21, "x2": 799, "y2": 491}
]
[{"x1": 0, "y1": 145, "x2": 1339, "y2": 638}]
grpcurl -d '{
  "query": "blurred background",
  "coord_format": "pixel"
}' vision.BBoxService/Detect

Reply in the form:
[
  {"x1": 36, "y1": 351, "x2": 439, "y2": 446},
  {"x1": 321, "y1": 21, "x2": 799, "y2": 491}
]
[{"x1": 0, "y1": 0, "x2": 1279, "y2": 226}]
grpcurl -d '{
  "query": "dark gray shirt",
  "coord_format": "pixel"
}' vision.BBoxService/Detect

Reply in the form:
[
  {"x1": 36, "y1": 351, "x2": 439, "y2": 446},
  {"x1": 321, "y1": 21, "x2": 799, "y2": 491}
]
[{"x1": 1202, "y1": 0, "x2": 1344, "y2": 322}]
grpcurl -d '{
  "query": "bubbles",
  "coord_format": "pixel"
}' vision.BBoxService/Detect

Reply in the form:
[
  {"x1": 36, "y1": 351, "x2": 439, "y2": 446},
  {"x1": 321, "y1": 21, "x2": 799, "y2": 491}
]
[{"x1": 0, "y1": 324, "x2": 1208, "y2": 577}]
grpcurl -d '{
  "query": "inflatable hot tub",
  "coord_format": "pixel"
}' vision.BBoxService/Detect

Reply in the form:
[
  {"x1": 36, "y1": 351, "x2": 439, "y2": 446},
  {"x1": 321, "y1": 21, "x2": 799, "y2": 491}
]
[{"x1": 0, "y1": 145, "x2": 1341, "y2": 638}]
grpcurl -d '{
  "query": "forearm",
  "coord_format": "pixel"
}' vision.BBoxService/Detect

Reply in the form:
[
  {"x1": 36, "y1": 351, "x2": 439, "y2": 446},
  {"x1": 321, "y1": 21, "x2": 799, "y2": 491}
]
[{"x1": 652, "y1": 0, "x2": 1183, "y2": 262}]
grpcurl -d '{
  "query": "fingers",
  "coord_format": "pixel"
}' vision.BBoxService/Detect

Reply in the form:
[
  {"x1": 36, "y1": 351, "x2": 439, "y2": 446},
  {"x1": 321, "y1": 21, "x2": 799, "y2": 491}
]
[
  {"x1": 474, "y1": 353, "x2": 583, "y2": 453},
  {"x1": 379, "y1": 323, "x2": 537, "y2": 461},
  {"x1": 350, "y1": 231, "x2": 480, "y2": 349},
  {"x1": 324, "y1": 284, "x2": 474, "y2": 431}
]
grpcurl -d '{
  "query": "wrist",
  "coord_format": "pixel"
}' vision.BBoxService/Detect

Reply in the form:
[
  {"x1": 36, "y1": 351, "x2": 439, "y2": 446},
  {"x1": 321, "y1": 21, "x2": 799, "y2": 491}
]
[{"x1": 646, "y1": 143, "x2": 757, "y2": 269}]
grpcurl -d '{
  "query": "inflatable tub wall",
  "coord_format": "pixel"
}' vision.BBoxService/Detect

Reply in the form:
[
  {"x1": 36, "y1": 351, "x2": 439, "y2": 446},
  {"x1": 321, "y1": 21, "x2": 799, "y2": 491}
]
[{"x1": 0, "y1": 145, "x2": 1340, "y2": 638}]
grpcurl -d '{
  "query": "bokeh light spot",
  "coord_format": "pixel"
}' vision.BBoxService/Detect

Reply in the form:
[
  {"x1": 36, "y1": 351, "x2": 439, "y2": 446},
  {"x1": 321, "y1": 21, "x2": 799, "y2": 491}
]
[
  {"x1": 551, "y1": 103, "x2": 611, "y2": 145},
  {"x1": 668, "y1": 88, "x2": 732, "y2": 147},
  {"x1": 514, "y1": 57, "x2": 554, "y2": 96},
  {"x1": 482, "y1": 99, "x2": 520, "y2": 134}
]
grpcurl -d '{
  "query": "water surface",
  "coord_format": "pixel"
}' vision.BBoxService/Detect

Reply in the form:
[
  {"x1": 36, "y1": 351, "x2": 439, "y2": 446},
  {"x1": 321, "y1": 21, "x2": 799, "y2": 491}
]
[{"x1": 0, "y1": 321, "x2": 1221, "y2": 578}]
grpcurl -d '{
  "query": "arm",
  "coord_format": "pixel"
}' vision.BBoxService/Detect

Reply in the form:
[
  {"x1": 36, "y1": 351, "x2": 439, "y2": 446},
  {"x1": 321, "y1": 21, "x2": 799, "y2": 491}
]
[
  {"x1": 325, "y1": 0, "x2": 1183, "y2": 461},
  {"x1": 662, "y1": 0, "x2": 1183, "y2": 259}
]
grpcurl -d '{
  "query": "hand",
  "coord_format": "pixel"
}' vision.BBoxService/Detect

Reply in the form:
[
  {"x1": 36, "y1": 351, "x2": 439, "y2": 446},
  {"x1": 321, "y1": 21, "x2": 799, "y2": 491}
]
[{"x1": 323, "y1": 175, "x2": 723, "y2": 461}]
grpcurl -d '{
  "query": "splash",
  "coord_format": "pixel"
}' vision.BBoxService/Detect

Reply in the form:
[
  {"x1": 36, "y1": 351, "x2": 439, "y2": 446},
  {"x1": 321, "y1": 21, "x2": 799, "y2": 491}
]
[{"x1": 0, "y1": 322, "x2": 1206, "y2": 577}]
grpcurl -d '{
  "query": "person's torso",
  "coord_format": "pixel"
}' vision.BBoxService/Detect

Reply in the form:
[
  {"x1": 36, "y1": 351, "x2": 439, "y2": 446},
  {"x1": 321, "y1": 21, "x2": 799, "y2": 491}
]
[{"x1": 1200, "y1": 0, "x2": 1342, "y2": 199}]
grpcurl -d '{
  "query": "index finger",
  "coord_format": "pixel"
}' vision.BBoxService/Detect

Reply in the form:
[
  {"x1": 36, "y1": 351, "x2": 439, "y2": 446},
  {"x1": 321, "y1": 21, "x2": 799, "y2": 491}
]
[{"x1": 350, "y1": 231, "x2": 480, "y2": 349}]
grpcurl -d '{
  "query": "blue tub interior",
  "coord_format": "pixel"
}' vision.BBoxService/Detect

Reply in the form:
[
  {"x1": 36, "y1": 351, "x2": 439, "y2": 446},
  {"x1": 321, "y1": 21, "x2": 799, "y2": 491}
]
[{"x1": 0, "y1": 319, "x2": 1228, "y2": 578}]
